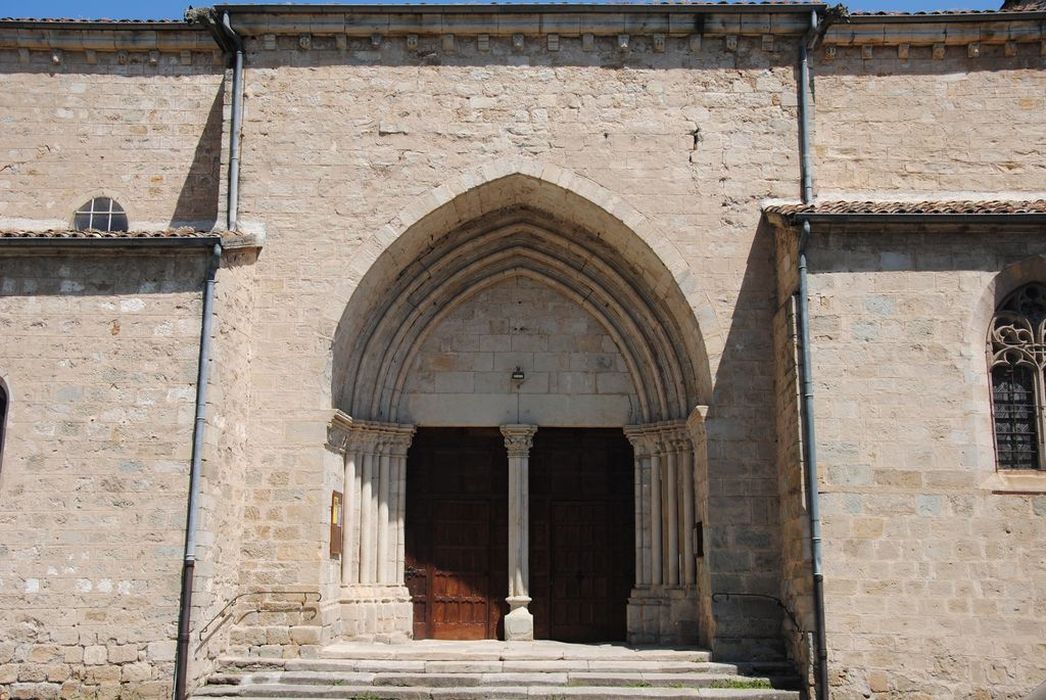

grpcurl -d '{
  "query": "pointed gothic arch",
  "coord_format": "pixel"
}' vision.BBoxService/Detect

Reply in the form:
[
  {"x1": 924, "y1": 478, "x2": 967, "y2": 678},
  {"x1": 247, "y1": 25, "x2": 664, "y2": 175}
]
[
  {"x1": 328, "y1": 163, "x2": 716, "y2": 645},
  {"x1": 332, "y1": 162, "x2": 716, "y2": 424}
]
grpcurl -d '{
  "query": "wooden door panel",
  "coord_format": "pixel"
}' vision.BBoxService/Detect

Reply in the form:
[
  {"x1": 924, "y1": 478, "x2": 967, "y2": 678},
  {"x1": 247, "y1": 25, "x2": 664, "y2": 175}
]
[
  {"x1": 530, "y1": 428, "x2": 634, "y2": 643},
  {"x1": 405, "y1": 428, "x2": 507, "y2": 640}
]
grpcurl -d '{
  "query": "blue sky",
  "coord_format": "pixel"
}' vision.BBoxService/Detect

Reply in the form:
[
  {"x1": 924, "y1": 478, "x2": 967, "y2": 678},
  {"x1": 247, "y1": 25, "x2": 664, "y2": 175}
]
[{"x1": 0, "y1": 0, "x2": 1000, "y2": 21}]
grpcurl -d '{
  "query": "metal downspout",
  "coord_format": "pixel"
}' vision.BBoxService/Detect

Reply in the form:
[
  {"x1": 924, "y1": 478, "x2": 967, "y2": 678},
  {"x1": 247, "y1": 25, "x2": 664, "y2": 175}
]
[
  {"x1": 221, "y1": 11, "x2": 244, "y2": 232},
  {"x1": 173, "y1": 243, "x2": 222, "y2": 700},
  {"x1": 797, "y1": 8, "x2": 829, "y2": 700}
]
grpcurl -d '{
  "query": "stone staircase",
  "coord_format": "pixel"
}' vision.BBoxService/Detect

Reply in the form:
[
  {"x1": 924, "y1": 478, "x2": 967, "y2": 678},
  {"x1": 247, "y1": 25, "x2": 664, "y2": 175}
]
[{"x1": 193, "y1": 640, "x2": 802, "y2": 699}]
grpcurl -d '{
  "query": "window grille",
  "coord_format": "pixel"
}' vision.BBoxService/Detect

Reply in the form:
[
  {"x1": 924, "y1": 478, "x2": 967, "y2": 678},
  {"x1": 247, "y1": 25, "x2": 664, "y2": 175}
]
[
  {"x1": 988, "y1": 282, "x2": 1046, "y2": 469},
  {"x1": 74, "y1": 197, "x2": 128, "y2": 232}
]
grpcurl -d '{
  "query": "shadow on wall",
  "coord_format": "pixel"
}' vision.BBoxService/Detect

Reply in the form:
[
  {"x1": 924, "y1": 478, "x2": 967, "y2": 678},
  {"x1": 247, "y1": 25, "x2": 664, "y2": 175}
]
[
  {"x1": 0, "y1": 252, "x2": 209, "y2": 298},
  {"x1": 806, "y1": 227, "x2": 1046, "y2": 277},
  {"x1": 171, "y1": 78, "x2": 225, "y2": 230},
  {"x1": 705, "y1": 217, "x2": 786, "y2": 660}
]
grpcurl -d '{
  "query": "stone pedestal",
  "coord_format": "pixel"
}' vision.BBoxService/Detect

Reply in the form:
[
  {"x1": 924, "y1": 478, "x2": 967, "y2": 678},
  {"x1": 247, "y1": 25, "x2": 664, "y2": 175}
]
[
  {"x1": 338, "y1": 584, "x2": 413, "y2": 641},
  {"x1": 627, "y1": 586, "x2": 701, "y2": 646},
  {"x1": 504, "y1": 596, "x2": 534, "y2": 641}
]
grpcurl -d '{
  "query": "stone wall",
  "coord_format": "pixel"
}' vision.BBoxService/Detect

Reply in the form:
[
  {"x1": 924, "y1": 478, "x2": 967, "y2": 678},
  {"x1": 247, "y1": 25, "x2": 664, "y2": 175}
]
[
  {"x1": 0, "y1": 250, "x2": 209, "y2": 699},
  {"x1": 401, "y1": 275, "x2": 639, "y2": 426},
  {"x1": 0, "y1": 44, "x2": 223, "y2": 231},
  {"x1": 771, "y1": 227, "x2": 815, "y2": 691},
  {"x1": 234, "y1": 32, "x2": 800, "y2": 655},
  {"x1": 814, "y1": 44, "x2": 1046, "y2": 197},
  {"x1": 1, "y1": 10, "x2": 1045, "y2": 697},
  {"x1": 190, "y1": 248, "x2": 258, "y2": 678},
  {"x1": 802, "y1": 226, "x2": 1046, "y2": 699}
]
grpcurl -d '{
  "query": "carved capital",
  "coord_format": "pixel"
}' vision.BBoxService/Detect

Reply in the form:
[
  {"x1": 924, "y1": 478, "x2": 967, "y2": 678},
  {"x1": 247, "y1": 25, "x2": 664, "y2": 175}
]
[
  {"x1": 500, "y1": 424, "x2": 538, "y2": 458},
  {"x1": 659, "y1": 421, "x2": 692, "y2": 454},
  {"x1": 624, "y1": 424, "x2": 659, "y2": 457},
  {"x1": 327, "y1": 410, "x2": 355, "y2": 454},
  {"x1": 626, "y1": 420, "x2": 692, "y2": 455},
  {"x1": 327, "y1": 412, "x2": 415, "y2": 455}
]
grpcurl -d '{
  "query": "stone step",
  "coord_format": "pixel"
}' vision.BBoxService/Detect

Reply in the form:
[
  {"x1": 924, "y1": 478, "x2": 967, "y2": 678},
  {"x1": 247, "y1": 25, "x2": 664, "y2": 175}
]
[
  {"x1": 216, "y1": 656, "x2": 791, "y2": 676},
  {"x1": 193, "y1": 683, "x2": 799, "y2": 699},
  {"x1": 208, "y1": 670, "x2": 791, "y2": 689},
  {"x1": 320, "y1": 641, "x2": 713, "y2": 663},
  {"x1": 196, "y1": 643, "x2": 800, "y2": 700}
]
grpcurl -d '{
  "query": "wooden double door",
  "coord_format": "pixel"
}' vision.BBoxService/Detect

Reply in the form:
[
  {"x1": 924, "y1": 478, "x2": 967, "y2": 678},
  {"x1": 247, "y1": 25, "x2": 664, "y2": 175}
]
[{"x1": 405, "y1": 427, "x2": 634, "y2": 642}]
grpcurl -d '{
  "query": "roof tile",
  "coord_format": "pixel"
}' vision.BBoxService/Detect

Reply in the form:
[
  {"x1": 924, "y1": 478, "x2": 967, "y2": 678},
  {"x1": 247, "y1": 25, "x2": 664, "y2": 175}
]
[
  {"x1": 764, "y1": 199, "x2": 1046, "y2": 218},
  {"x1": 0, "y1": 228, "x2": 221, "y2": 240}
]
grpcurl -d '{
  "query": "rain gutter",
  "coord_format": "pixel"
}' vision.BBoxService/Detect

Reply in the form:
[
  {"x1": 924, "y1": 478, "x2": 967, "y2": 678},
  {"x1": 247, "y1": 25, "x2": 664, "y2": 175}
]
[
  {"x1": 796, "y1": 9, "x2": 829, "y2": 700},
  {"x1": 173, "y1": 242, "x2": 222, "y2": 700}
]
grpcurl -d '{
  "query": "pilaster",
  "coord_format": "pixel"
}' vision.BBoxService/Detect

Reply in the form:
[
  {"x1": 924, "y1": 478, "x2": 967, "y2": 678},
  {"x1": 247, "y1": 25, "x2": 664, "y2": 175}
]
[
  {"x1": 328, "y1": 412, "x2": 416, "y2": 639},
  {"x1": 624, "y1": 420, "x2": 701, "y2": 645}
]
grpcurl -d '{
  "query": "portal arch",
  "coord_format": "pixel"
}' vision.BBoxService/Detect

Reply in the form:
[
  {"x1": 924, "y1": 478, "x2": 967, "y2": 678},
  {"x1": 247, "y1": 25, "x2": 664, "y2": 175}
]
[
  {"x1": 332, "y1": 164, "x2": 716, "y2": 424},
  {"x1": 329, "y1": 162, "x2": 715, "y2": 645}
]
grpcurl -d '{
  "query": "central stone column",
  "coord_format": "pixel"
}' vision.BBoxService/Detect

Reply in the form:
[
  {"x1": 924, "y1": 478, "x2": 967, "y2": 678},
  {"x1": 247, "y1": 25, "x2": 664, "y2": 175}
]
[{"x1": 500, "y1": 424, "x2": 538, "y2": 641}]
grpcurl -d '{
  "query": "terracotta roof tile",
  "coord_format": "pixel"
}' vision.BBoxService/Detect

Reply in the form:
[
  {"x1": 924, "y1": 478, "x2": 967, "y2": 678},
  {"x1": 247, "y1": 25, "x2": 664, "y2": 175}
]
[
  {"x1": 0, "y1": 228, "x2": 222, "y2": 240},
  {"x1": 764, "y1": 199, "x2": 1046, "y2": 218},
  {"x1": 849, "y1": 7, "x2": 1042, "y2": 16}
]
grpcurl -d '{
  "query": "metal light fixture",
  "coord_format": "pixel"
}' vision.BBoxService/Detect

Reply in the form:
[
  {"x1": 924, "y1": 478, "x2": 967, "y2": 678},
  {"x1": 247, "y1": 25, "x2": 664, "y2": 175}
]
[{"x1": 511, "y1": 366, "x2": 525, "y2": 383}]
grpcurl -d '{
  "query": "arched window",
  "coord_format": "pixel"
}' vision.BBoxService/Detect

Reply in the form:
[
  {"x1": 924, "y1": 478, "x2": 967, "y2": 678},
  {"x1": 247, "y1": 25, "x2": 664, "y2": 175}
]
[
  {"x1": 74, "y1": 197, "x2": 128, "y2": 232},
  {"x1": 988, "y1": 282, "x2": 1046, "y2": 470}
]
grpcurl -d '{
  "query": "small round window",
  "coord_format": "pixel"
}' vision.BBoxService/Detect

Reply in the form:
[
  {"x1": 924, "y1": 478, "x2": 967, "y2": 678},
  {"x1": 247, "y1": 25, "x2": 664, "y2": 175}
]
[{"x1": 74, "y1": 197, "x2": 128, "y2": 232}]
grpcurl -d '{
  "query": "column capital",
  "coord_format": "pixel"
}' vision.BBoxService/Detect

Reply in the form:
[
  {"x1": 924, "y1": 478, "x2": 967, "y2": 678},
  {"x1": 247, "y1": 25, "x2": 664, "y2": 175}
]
[
  {"x1": 686, "y1": 404, "x2": 709, "y2": 444},
  {"x1": 625, "y1": 420, "x2": 691, "y2": 455},
  {"x1": 623, "y1": 424, "x2": 657, "y2": 455},
  {"x1": 327, "y1": 411, "x2": 415, "y2": 455},
  {"x1": 500, "y1": 424, "x2": 538, "y2": 457}
]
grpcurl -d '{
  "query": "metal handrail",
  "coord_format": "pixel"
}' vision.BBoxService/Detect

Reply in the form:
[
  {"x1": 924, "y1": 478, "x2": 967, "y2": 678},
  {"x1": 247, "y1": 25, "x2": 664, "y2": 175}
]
[
  {"x1": 196, "y1": 590, "x2": 322, "y2": 646},
  {"x1": 711, "y1": 591, "x2": 806, "y2": 635}
]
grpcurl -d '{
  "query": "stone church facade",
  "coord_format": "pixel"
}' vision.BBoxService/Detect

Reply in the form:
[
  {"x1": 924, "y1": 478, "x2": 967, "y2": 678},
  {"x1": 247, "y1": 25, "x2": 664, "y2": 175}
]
[{"x1": 0, "y1": 2, "x2": 1044, "y2": 699}]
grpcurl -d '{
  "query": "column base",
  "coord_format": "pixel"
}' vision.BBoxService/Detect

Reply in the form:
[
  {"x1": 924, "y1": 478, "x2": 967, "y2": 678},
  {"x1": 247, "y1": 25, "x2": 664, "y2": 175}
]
[
  {"x1": 627, "y1": 586, "x2": 700, "y2": 646},
  {"x1": 504, "y1": 596, "x2": 534, "y2": 641},
  {"x1": 339, "y1": 584, "x2": 413, "y2": 641}
]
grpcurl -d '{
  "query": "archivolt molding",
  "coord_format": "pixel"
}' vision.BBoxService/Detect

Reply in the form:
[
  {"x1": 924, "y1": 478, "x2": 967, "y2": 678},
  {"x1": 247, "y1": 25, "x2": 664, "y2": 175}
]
[
  {"x1": 366, "y1": 226, "x2": 685, "y2": 419},
  {"x1": 383, "y1": 263, "x2": 660, "y2": 422},
  {"x1": 342, "y1": 158, "x2": 723, "y2": 349},
  {"x1": 333, "y1": 160, "x2": 717, "y2": 424}
]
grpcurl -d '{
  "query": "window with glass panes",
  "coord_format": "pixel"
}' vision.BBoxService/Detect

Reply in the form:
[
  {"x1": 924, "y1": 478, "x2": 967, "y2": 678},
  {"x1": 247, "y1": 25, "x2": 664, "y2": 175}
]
[
  {"x1": 74, "y1": 197, "x2": 128, "y2": 232},
  {"x1": 989, "y1": 282, "x2": 1046, "y2": 469}
]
